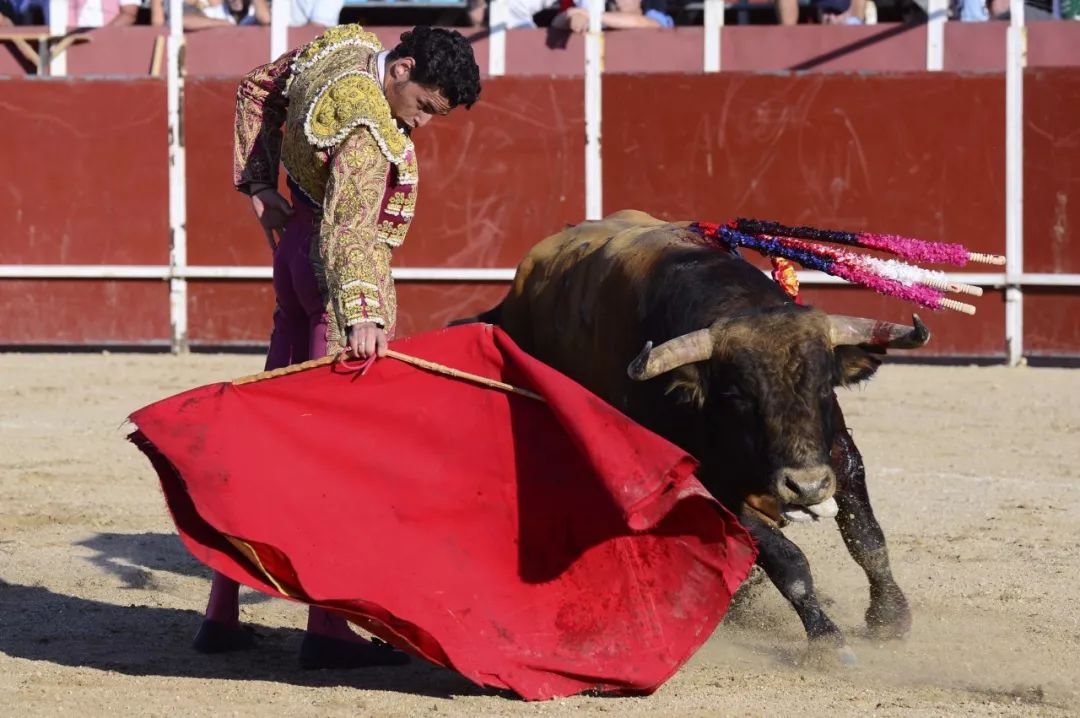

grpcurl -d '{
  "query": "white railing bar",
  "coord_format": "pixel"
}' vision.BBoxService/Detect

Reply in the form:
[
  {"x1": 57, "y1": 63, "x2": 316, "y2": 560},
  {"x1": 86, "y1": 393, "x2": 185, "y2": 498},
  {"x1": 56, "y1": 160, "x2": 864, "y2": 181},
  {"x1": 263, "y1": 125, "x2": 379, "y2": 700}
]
[
  {"x1": 1005, "y1": 0, "x2": 1026, "y2": 365},
  {"x1": 584, "y1": 0, "x2": 604, "y2": 220},
  {"x1": 926, "y1": 0, "x2": 946, "y2": 71},
  {"x1": 1015, "y1": 273, "x2": 1080, "y2": 287},
  {"x1": 488, "y1": 0, "x2": 507, "y2": 77},
  {"x1": 270, "y1": 0, "x2": 289, "y2": 61},
  {"x1": 0, "y1": 266, "x2": 172, "y2": 279},
  {"x1": 47, "y1": 0, "x2": 68, "y2": 76},
  {"x1": 5, "y1": 266, "x2": 1080, "y2": 288},
  {"x1": 704, "y1": 0, "x2": 722, "y2": 73},
  {"x1": 167, "y1": 0, "x2": 188, "y2": 354}
]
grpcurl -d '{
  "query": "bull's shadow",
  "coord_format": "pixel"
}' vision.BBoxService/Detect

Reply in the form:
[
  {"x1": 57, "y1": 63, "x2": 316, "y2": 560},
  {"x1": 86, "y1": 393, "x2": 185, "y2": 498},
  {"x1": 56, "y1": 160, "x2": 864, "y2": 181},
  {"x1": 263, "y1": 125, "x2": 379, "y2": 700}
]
[
  {"x1": 0, "y1": 580, "x2": 492, "y2": 697},
  {"x1": 74, "y1": 531, "x2": 265, "y2": 602}
]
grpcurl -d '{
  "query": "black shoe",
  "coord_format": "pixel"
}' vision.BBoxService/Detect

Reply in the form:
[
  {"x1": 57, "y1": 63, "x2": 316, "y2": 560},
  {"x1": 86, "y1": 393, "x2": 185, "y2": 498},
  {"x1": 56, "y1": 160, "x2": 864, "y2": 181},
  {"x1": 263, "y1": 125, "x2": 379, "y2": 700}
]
[
  {"x1": 299, "y1": 632, "x2": 411, "y2": 669},
  {"x1": 192, "y1": 620, "x2": 257, "y2": 654}
]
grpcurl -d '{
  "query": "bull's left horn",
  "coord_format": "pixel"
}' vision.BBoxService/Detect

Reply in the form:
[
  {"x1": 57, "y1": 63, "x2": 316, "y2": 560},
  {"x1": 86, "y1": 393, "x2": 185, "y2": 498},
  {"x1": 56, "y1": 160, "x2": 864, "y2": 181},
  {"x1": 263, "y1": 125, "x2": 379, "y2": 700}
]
[
  {"x1": 627, "y1": 328, "x2": 714, "y2": 380},
  {"x1": 828, "y1": 313, "x2": 930, "y2": 349}
]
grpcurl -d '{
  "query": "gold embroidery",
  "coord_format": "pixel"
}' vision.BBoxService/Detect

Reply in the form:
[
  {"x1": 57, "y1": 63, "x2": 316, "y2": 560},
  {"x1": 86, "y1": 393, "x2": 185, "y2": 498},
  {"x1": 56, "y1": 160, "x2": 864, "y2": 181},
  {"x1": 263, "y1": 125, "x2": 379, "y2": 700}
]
[
  {"x1": 384, "y1": 190, "x2": 416, "y2": 218},
  {"x1": 304, "y1": 71, "x2": 411, "y2": 163},
  {"x1": 376, "y1": 219, "x2": 410, "y2": 247},
  {"x1": 282, "y1": 128, "x2": 332, "y2": 206},
  {"x1": 319, "y1": 133, "x2": 399, "y2": 337},
  {"x1": 281, "y1": 25, "x2": 412, "y2": 205},
  {"x1": 397, "y1": 153, "x2": 419, "y2": 185},
  {"x1": 292, "y1": 24, "x2": 382, "y2": 74},
  {"x1": 233, "y1": 49, "x2": 298, "y2": 191}
]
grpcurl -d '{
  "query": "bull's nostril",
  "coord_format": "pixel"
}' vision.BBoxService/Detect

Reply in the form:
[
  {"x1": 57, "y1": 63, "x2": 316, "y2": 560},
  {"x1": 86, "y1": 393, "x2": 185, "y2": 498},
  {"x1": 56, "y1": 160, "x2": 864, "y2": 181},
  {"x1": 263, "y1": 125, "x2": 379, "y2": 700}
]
[{"x1": 784, "y1": 475, "x2": 803, "y2": 498}]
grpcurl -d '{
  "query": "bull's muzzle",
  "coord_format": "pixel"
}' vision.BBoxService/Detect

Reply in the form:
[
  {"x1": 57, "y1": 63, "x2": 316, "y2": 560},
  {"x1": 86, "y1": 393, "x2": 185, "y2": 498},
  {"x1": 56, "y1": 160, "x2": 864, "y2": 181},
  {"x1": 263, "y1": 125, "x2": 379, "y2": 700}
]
[{"x1": 772, "y1": 465, "x2": 837, "y2": 506}]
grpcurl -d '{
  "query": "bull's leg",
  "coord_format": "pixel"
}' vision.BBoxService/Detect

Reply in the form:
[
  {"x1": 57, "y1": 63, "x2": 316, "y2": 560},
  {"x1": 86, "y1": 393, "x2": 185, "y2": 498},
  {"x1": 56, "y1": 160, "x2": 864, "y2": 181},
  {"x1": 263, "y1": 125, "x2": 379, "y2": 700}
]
[
  {"x1": 831, "y1": 418, "x2": 912, "y2": 640},
  {"x1": 739, "y1": 510, "x2": 856, "y2": 664}
]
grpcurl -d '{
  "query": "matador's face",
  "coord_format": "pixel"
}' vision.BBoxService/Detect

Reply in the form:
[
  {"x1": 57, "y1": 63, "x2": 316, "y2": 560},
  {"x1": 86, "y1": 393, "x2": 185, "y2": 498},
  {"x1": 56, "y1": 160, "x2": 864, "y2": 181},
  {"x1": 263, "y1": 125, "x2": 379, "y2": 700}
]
[{"x1": 384, "y1": 58, "x2": 453, "y2": 132}]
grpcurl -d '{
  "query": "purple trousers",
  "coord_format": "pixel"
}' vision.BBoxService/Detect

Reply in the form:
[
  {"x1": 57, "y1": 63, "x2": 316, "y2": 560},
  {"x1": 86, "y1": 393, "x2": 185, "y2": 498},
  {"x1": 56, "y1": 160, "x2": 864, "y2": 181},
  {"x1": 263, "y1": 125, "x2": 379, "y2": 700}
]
[{"x1": 264, "y1": 198, "x2": 329, "y2": 372}]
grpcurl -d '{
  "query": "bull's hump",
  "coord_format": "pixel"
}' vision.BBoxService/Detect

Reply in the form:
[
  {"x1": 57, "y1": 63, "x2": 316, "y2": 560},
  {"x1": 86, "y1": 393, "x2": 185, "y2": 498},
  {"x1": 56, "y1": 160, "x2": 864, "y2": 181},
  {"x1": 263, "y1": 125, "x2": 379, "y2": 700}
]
[
  {"x1": 600, "y1": 209, "x2": 667, "y2": 226},
  {"x1": 523, "y1": 212, "x2": 697, "y2": 278}
]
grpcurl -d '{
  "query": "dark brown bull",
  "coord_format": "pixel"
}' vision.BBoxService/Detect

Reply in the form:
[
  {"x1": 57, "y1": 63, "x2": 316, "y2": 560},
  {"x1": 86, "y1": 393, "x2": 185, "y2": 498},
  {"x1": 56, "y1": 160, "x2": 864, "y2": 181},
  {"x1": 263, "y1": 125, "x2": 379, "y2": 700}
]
[{"x1": 455, "y1": 211, "x2": 924, "y2": 660}]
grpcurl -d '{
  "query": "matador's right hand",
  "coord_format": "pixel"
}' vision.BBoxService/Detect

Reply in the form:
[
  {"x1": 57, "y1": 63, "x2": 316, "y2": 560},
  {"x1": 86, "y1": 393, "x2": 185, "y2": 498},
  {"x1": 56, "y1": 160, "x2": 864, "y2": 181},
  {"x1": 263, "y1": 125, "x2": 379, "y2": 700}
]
[{"x1": 251, "y1": 188, "x2": 293, "y2": 251}]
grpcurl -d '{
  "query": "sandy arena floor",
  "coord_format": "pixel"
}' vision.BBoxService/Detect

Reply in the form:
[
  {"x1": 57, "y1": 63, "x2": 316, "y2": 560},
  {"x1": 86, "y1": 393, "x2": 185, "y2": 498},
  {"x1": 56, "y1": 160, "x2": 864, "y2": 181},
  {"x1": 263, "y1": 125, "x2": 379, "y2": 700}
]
[{"x1": 1, "y1": 352, "x2": 1078, "y2": 717}]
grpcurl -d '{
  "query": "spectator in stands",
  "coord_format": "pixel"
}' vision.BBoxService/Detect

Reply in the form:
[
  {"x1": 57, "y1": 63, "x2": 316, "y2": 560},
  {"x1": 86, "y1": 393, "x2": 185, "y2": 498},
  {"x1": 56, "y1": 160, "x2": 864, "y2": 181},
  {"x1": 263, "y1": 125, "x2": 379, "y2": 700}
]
[
  {"x1": 504, "y1": 0, "x2": 556, "y2": 28},
  {"x1": 955, "y1": 0, "x2": 1058, "y2": 20},
  {"x1": 550, "y1": 0, "x2": 675, "y2": 31},
  {"x1": 5, "y1": 0, "x2": 136, "y2": 25},
  {"x1": 775, "y1": 0, "x2": 797, "y2": 23},
  {"x1": 775, "y1": 0, "x2": 868, "y2": 24},
  {"x1": 289, "y1": 0, "x2": 343, "y2": 25},
  {"x1": 467, "y1": 0, "x2": 485, "y2": 26},
  {"x1": 183, "y1": 0, "x2": 269, "y2": 27},
  {"x1": 815, "y1": 0, "x2": 867, "y2": 22},
  {"x1": 1, "y1": 0, "x2": 18, "y2": 24},
  {"x1": 111, "y1": 0, "x2": 161, "y2": 25},
  {"x1": 110, "y1": 0, "x2": 270, "y2": 27}
]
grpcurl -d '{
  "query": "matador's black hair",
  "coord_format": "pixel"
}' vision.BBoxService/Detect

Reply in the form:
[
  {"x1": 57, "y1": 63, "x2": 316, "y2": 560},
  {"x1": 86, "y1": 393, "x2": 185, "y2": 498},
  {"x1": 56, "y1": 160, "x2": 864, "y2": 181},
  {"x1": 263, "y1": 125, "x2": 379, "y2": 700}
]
[{"x1": 389, "y1": 26, "x2": 482, "y2": 109}]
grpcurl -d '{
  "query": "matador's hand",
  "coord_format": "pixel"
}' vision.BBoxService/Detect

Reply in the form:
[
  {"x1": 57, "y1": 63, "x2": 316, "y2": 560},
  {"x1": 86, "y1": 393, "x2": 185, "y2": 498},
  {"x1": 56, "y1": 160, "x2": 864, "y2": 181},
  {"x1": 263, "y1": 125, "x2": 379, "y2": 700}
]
[
  {"x1": 251, "y1": 188, "x2": 293, "y2": 251},
  {"x1": 347, "y1": 322, "x2": 388, "y2": 360}
]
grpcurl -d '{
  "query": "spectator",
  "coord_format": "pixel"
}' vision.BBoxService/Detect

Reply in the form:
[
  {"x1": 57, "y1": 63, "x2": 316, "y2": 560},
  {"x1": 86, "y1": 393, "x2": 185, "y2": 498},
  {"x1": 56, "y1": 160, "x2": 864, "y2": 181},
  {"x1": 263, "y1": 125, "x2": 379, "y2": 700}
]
[
  {"x1": 775, "y1": 0, "x2": 797, "y2": 23},
  {"x1": 111, "y1": 0, "x2": 162, "y2": 26},
  {"x1": 5, "y1": 0, "x2": 133, "y2": 26},
  {"x1": 111, "y1": 0, "x2": 269, "y2": 28},
  {"x1": 954, "y1": 0, "x2": 1059, "y2": 20},
  {"x1": 776, "y1": 0, "x2": 868, "y2": 24},
  {"x1": 816, "y1": 0, "x2": 867, "y2": 22},
  {"x1": 551, "y1": 0, "x2": 676, "y2": 32},
  {"x1": 184, "y1": 0, "x2": 269, "y2": 27},
  {"x1": 1, "y1": 0, "x2": 18, "y2": 24},
  {"x1": 467, "y1": 0, "x2": 486, "y2": 27},
  {"x1": 289, "y1": 0, "x2": 342, "y2": 25},
  {"x1": 504, "y1": 0, "x2": 558, "y2": 29}
]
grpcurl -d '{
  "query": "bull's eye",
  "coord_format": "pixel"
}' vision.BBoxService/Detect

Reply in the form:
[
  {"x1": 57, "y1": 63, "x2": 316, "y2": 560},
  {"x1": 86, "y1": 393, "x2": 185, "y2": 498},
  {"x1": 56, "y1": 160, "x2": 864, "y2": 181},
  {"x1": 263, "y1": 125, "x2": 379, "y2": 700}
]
[{"x1": 714, "y1": 389, "x2": 750, "y2": 404}]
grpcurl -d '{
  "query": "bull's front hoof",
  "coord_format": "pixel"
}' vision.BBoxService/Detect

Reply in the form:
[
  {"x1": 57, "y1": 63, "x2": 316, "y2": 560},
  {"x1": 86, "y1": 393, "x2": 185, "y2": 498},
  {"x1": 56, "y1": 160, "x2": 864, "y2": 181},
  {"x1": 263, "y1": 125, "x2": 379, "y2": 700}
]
[
  {"x1": 865, "y1": 588, "x2": 912, "y2": 640},
  {"x1": 835, "y1": 645, "x2": 859, "y2": 667},
  {"x1": 192, "y1": 620, "x2": 257, "y2": 654},
  {"x1": 805, "y1": 636, "x2": 859, "y2": 668}
]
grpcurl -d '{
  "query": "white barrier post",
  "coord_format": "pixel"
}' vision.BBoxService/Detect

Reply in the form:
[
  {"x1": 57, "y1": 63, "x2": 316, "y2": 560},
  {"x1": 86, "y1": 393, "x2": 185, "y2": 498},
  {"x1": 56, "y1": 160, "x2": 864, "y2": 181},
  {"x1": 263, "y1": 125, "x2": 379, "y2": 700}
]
[
  {"x1": 488, "y1": 0, "x2": 507, "y2": 76},
  {"x1": 704, "y1": 0, "x2": 722, "y2": 73},
  {"x1": 926, "y1": 0, "x2": 946, "y2": 71},
  {"x1": 47, "y1": 0, "x2": 67, "y2": 76},
  {"x1": 1004, "y1": 0, "x2": 1026, "y2": 365},
  {"x1": 584, "y1": 0, "x2": 603, "y2": 220},
  {"x1": 167, "y1": 0, "x2": 188, "y2": 353},
  {"x1": 271, "y1": 0, "x2": 289, "y2": 61}
]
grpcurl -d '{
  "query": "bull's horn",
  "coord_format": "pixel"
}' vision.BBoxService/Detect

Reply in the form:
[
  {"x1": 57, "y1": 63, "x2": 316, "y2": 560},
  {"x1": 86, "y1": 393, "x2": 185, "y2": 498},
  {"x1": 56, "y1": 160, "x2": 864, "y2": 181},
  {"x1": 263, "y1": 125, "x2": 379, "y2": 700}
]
[
  {"x1": 828, "y1": 313, "x2": 930, "y2": 349},
  {"x1": 627, "y1": 328, "x2": 714, "y2": 380}
]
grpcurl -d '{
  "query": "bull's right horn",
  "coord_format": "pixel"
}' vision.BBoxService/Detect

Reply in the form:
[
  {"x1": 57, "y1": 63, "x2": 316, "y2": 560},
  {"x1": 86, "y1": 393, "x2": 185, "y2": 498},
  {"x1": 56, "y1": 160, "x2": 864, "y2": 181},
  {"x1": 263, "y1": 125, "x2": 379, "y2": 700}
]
[
  {"x1": 828, "y1": 313, "x2": 931, "y2": 349},
  {"x1": 627, "y1": 328, "x2": 714, "y2": 380}
]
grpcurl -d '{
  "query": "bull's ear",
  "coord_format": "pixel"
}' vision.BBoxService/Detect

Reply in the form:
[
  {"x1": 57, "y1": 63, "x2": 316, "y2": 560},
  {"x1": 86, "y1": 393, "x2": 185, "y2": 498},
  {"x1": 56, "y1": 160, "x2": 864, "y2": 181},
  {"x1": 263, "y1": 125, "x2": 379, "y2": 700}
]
[
  {"x1": 834, "y1": 345, "x2": 882, "y2": 386},
  {"x1": 664, "y1": 364, "x2": 708, "y2": 409}
]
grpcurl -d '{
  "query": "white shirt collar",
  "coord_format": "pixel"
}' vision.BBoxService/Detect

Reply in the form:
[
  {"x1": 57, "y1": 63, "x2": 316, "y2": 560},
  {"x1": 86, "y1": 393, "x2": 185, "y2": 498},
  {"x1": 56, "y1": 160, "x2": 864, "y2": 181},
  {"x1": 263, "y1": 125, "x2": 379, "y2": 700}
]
[{"x1": 376, "y1": 50, "x2": 389, "y2": 86}]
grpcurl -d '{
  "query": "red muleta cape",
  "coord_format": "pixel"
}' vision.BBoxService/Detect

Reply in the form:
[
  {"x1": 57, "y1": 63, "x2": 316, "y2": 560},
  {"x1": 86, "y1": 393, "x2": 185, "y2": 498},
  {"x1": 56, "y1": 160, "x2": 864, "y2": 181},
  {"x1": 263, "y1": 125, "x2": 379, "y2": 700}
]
[{"x1": 129, "y1": 324, "x2": 756, "y2": 700}]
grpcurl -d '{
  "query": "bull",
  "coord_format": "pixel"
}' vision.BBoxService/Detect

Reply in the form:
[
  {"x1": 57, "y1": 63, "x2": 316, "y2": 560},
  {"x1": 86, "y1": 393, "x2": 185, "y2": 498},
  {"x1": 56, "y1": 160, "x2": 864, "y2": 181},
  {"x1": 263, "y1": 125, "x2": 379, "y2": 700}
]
[{"x1": 455, "y1": 211, "x2": 926, "y2": 660}]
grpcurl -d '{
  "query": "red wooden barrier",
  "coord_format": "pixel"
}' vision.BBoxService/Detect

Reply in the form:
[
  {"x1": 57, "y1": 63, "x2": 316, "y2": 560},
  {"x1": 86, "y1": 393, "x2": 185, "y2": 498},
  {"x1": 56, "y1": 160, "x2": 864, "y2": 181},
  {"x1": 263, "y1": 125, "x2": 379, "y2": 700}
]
[{"x1": 1, "y1": 70, "x2": 1077, "y2": 356}]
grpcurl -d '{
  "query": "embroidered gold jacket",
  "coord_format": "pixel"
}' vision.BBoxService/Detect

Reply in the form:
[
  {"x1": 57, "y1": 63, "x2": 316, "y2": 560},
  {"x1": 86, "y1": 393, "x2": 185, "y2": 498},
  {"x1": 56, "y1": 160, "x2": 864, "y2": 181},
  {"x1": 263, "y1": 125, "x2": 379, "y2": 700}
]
[{"x1": 233, "y1": 25, "x2": 418, "y2": 342}]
